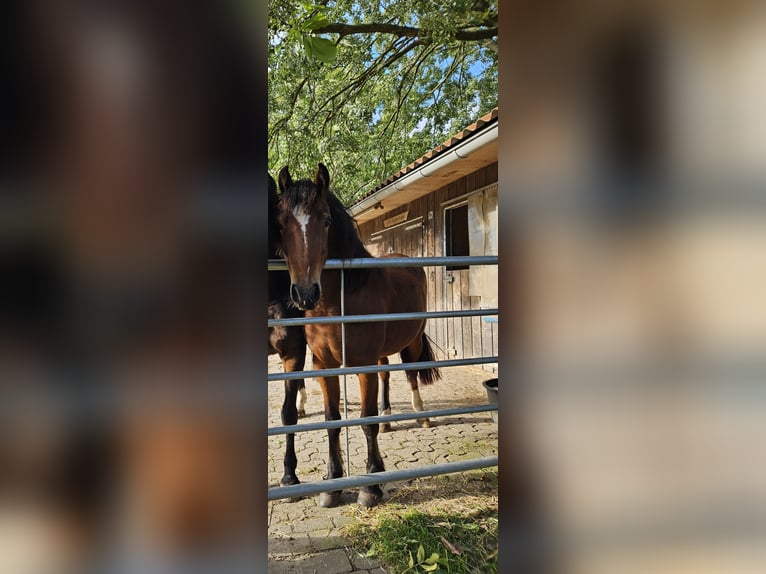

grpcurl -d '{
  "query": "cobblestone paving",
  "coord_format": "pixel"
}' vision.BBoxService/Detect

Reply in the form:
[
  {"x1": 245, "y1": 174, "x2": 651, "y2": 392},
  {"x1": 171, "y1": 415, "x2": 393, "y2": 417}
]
[{"x1": 267, "y1": 352, "x2": 497, "y2": 573}]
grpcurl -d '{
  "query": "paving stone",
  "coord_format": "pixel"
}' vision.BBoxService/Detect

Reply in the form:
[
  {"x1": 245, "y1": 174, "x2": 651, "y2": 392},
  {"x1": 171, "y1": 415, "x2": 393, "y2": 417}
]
[
  {"x1": 269, "y1": 523, "x2": 295, "y2": 537},
  {"x1": 269, "y1": 536, "x2": 315, "y2": 555},
  {"x1": 268, "y1": 549, "x2": 353, "y2": 574},
  {"x1": 309, "y1": 534, "x2": 348, "y2": 551},
  {"x1": 292, "y1": 517, "x2": 337, "y2": 534},
  {"x1": 332, "y1": 515, "x2": 354, "y2": 528},
  {"x1": 267, "y1": 558, "x2": 292, "y2": 573},
  {"x1": 348, "y1": 551, "x2": 381, "y2": 571},
  {"x1": 302, "y1": 549, "x2": 354, "y2": 573}
]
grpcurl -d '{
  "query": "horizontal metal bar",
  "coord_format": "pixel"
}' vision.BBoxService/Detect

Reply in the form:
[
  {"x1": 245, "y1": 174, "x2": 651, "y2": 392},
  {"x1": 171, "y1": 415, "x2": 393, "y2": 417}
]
[
  {"x1": 268, "y1": 356, "x2": 498, "y2": 382},
  {"x1": 268, "y1": 456, "x2": 498, "y2": 501},
  {"x1": 269, "y1": 404, "x2": 497, "y2": 435},
  {"x1": 268, "y1": 255, "x2": 497, "y2": 271},
  {"x1": 269, "y1": 308, "x2": 498, "y2": 328}
]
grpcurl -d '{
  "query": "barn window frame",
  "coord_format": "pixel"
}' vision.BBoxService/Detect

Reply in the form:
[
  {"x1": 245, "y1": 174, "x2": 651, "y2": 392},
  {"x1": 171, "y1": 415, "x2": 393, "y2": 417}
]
[{"x1": 442, "y1": 199, "x2": 470, "y2": 271}]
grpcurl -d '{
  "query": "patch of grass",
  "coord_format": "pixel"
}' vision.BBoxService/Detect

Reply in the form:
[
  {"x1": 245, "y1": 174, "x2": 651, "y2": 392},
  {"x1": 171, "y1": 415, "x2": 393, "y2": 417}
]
[{"x1": 346, "y1": 471, "x2": 498, "y2": 574}]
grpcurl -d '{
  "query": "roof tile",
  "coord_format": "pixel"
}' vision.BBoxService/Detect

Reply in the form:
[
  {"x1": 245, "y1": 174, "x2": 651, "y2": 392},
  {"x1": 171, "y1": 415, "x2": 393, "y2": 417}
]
[{"x1": 352, "y1": 108, "x2": 498, "y2": 205}]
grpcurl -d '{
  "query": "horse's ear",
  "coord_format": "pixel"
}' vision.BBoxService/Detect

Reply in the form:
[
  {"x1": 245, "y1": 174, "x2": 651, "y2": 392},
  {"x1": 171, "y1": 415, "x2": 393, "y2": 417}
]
[
  {"x1": 278, "y1": 166, "x2": 292, "y2": 194},
  {"x1": 315, "y1": 163, "x2": 330, "y2": 196}
]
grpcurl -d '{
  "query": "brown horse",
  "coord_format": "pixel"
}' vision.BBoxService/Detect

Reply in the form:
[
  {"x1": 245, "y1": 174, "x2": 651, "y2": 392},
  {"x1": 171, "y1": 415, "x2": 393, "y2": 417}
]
[{"x1": 275, "y1": 163, "x2": 440, "y2": 508}]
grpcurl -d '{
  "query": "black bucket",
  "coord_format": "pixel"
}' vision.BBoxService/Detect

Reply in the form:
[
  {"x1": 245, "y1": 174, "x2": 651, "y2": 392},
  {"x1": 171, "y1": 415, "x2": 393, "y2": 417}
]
[{"x1": 482, "y1": 378, "x2": 498, "y2": 423}]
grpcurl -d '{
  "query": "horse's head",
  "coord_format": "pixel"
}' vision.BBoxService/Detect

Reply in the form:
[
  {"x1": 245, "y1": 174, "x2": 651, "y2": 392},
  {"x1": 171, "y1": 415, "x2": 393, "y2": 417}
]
[{"x1": 276, "y1": 163, "x2": 332, "y2": 310}]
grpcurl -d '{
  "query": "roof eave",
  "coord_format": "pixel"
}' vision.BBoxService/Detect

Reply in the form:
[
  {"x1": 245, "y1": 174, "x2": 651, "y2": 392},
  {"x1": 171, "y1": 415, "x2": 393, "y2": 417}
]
[{"x1": 350, "y1": 122, "x2": 498, "y2": 222}]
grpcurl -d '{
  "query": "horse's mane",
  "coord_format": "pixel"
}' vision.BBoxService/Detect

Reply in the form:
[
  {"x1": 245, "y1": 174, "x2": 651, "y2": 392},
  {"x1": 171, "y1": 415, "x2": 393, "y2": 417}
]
[
  {"x1": 281, "y1": 178, "x2": 374, "y2": 293},
  {"x1": 326, "y1": 191, "x2": 372, "y2": 260}
]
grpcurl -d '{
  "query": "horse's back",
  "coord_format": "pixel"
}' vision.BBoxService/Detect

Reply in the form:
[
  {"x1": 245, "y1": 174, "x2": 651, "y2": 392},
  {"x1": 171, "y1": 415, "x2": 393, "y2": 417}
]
[{"x1": 349, "y1": 253, "x2": 428, "y2": 358}]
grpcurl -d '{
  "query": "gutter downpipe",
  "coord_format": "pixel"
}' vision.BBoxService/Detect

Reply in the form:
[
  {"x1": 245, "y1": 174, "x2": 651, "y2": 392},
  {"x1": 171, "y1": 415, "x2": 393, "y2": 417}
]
[{"x1": 349, "y1": 123, "x2": 498, "y2": 218}]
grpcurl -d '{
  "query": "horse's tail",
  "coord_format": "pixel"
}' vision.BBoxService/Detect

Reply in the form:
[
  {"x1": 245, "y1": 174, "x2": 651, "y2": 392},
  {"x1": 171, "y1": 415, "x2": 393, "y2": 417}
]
[{"x1": 402, "y1": 333, "x2": 441, "y2": 386}]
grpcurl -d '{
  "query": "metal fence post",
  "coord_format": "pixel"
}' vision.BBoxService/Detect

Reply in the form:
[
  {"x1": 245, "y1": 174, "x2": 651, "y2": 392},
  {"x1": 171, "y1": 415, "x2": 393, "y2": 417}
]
[{"x1": 341, "y1": 266, "x2": 351, "y2": 476}]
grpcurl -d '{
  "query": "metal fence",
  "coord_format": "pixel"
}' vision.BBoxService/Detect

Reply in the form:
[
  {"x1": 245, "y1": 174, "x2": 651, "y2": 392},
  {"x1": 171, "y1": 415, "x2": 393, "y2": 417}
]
[{"x1": 267, "y1": 255, "x2": 498, "y2": 501}]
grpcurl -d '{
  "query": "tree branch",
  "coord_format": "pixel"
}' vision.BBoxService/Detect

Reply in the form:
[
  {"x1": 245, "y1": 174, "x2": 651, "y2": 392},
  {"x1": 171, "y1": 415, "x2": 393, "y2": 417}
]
[
  {"x1": 454, "y1": 27, "x2": 498, "y2": 41},
  {"x1": 313, "y1": 37, "x2": 424, "y2": 125},
  {"x1": 313, "y1": 22, "x2": 497, "y2": 42},
  {"x1": 314, "y1": 22, "x2": 421, "y2": 38}
]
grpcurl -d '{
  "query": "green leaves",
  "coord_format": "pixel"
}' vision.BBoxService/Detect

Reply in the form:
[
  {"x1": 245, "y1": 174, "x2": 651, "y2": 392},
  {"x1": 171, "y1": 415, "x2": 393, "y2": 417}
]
[
  {"x1": 421, "y1": 550, "x2": 444, "y2": 572},
  {"x1": 303, "y1": 34, "x2": 338, "y2": 63},
  {"x1": 406, "y1": 544, "x2": 444, "y2": 572},
  {"x1": 304, "y1": 11, "x2": 330, "y2": 31},
  {"x1": 269, "y1": 0, "x2": 497, "y2": 204},
  {"x1": 302, "y1": 7, "x2": 336, "y2": 63}
]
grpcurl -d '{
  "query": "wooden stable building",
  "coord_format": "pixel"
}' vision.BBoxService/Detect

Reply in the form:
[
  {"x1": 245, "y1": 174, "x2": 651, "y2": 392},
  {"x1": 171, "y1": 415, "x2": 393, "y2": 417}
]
[{"x1": 348, "y1": 109, "x2": 498, "y2": 372}]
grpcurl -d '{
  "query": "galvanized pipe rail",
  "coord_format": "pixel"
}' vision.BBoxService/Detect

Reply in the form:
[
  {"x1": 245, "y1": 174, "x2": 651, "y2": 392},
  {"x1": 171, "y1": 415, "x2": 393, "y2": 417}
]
[
  {"x1": 269, "y1": 456, "x2": 498, "y2": 501},
  {"x1": 268, "y1": 255, "x2": 499, "y2": 497},
  {"x1": 269, "y1": 308, "x2": 498, "y2": 328},
  {"x1": 268, "y1": 356, "x2": 499, "y2": 382},
  {"x1": 269, "y1": 404, "x2": 497, "y2": 435},
  {"x1": 268, "y1": 255, "x2": 497, "y2": 271}
]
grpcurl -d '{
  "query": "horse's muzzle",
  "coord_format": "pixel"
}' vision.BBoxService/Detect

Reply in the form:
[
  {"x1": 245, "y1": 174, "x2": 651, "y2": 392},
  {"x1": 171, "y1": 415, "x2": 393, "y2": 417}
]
[{"x1": 290, "y1": 282, "x2": 320, "y2": 311}]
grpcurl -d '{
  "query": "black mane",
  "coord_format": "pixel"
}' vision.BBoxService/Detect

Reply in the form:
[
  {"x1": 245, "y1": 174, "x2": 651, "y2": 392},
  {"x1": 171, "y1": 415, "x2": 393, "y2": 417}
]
[{"x1": 326, "y1": 190, "x2": 372, "y2": 261}]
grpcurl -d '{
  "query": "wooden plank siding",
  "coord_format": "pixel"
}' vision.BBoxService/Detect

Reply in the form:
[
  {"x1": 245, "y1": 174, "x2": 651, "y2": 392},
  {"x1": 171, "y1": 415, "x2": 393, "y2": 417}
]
[{"x1": 356, "y1": 163, "x2": 498, "y2": 373}]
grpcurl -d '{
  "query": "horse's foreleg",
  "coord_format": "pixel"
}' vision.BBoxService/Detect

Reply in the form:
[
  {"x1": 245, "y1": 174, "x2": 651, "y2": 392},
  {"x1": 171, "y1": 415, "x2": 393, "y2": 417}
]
[
  {"x1": 377, "y1": 357, "x2": 392, "y2": 433},
  {"x1": 358, "y1": 372, "x2": 385, "y2": 507},
  {"x1": 279, "y1": 345, "x2": 306, "y2": 496},
  {"x1": 280, "y1": 377, "x2": 301, "y2": 493},
  {"x1": 288, "y1": 328, "x2": 308, "y2": 419},
  {"x1": 316, "y1": 370, "x2": 344, "y2": 508},
  {"x1": 296, "y1": 381, "x2": 308, "y2": 418}
]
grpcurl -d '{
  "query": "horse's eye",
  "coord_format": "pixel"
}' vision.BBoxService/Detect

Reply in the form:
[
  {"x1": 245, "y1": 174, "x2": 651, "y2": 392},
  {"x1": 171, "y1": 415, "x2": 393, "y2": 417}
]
[{"x1": 324, "y1": 218, "x2": 332, "y2": 228}]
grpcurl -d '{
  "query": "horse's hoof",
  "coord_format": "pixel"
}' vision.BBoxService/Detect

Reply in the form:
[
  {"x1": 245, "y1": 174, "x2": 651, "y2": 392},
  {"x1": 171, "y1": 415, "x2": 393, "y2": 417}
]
[
  {"x1": 379, "y1": 423, "x2": 391, "y2": 433},
  {"x1": 418, "y1": 419, "x2": 431, "y2": 428},
  {"x1": 297, "y1": 409, "x2": 306, "y2": 418},
  {"x1": 280, "y1": 477, "x2": 302, "y2": 502},
  {"x1": 319, "y1": 491, "x2": 341, "y2": 508},
  {"x1": 357, "y1": 490, "x2": 382, "y2": 508}
]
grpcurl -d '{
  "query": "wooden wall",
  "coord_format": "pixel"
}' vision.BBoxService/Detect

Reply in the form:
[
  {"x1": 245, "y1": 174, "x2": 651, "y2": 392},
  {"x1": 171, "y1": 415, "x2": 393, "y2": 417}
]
[{"x1": 357, "y1": 163, "x2": 498, "y2": 372}]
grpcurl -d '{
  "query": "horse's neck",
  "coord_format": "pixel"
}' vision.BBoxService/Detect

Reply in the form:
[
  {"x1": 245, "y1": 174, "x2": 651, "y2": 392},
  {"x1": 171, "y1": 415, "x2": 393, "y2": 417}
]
[
  {"x1": 317, "y1": 254, "x2": 375, "y2": 312},
  {"x1": 329, "y1": 233, "x2": 371, "y2": 260}
]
